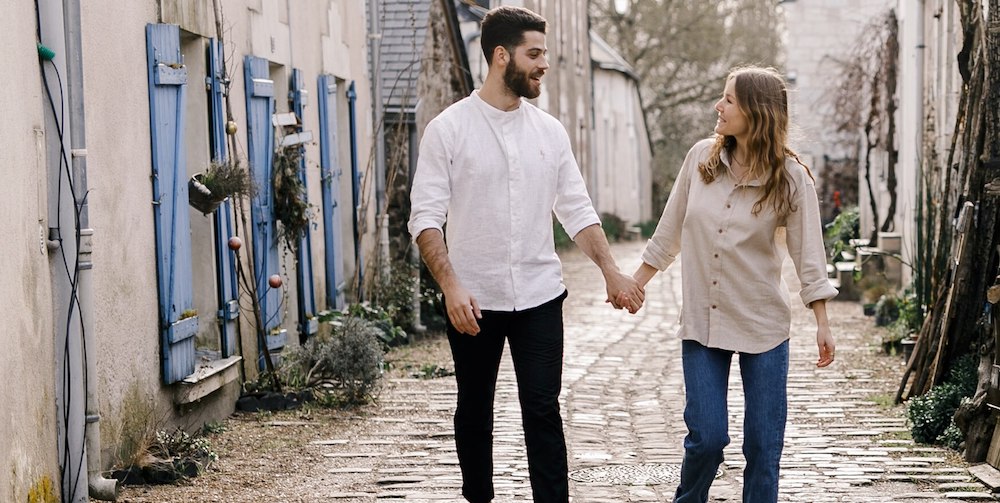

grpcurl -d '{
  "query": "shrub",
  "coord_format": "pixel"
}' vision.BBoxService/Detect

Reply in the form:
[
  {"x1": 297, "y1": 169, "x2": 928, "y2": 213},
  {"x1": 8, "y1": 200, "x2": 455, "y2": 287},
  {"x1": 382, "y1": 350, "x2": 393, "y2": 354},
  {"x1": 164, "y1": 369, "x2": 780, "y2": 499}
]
[
  {"x1": 823, "y1": 206, "x2": 859, "y2": 260},
  {"x1": 322, "y1": 303, "x2": 408, "y2": 348},
  {"x1": 906, "y1": 353, "x2": 978, "y2": 446},
  {"x1": 937, "y1": 414, "x2": 966, "y2": 450},
  {"x1": 369, "y1": 260, "x2": 418, "y2": 333},
  {"x1": 600, "y1": 212, "x2": 628, "y2": 242},
  {"x1": 280, "y1": 315, "x2": 385, "y2": 406},
  {"x1": 638, "y1": 219, "x2": 658, "y2": 238},
  {"x1": 907, "y1": 382, "x2": 964, "y2": 444},
  {"x1": 553, "y1": 218, "x2": 572, "y2": 249},
  {"x1": 325, "y1": 317, "x2": 385, "y2": 404},
  {"x1": 874, "y1": 294, "x2": 899, "y2": 327}
]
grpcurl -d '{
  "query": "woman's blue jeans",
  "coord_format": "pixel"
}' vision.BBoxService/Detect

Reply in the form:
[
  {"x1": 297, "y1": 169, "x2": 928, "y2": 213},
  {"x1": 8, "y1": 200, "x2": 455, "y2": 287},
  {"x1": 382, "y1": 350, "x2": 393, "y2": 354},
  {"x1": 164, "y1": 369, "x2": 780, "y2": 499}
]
[{"x1": 673, "y1": 339, "x2": 789, "y2": 503}]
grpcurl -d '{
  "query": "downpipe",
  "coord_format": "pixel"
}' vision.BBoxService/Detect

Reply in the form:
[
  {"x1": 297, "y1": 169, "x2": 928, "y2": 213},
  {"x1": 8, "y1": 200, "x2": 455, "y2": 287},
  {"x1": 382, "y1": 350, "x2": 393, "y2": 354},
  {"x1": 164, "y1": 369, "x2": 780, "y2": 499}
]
[
  {"x1": 62, "y1": 0, "x2": 118, "y2": 498},
  {"x1": 78, "y1": 230, "x2": 118, "y2": 501}
]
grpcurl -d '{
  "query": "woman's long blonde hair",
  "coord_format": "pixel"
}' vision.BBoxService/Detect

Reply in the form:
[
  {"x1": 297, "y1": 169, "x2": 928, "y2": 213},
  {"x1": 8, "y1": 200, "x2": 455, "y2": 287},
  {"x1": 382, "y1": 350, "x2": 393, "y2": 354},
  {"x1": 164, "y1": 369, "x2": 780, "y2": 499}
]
[{"x1": 697, "y1": 66, "x2": 813, "y2": 217}]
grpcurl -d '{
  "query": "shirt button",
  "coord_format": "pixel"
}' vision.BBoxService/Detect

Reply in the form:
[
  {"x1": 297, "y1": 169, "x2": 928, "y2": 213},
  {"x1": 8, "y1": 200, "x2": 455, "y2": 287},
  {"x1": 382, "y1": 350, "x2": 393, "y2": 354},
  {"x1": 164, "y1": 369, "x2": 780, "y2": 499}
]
[
  {"x1": 714, "y1": 253, "x2": 719, "y2": 258},
  {"x1": 718, "y1": 229, "x2": 723, "y2": 234},
  {"x1": 711, "y1": 305, "x2": 718, "y2": 309},
  {"x1": 726, "y1": 204, "x2": 731, "y2": 208},
  {"x1": 712, "y1": 280, "x2": 718, "y2": 285}
]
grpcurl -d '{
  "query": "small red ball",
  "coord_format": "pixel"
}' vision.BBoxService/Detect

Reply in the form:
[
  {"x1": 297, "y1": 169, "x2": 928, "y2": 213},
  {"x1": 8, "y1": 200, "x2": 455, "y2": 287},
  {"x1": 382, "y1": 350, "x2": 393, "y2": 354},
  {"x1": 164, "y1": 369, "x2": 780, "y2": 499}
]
[
  {"x1": 268, "y1": 274, "x2": 282, "y2": 288},
  {"x1": 227, "y1": 236, "x2": 242, "y2": 250}
]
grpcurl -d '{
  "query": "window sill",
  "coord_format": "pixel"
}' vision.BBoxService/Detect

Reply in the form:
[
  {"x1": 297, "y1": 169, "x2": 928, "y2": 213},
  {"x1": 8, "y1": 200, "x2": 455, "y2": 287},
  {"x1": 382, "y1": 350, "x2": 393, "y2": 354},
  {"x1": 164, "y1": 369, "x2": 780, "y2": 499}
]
[{"x1": 175, "y1": 355, "x2": 242, "y2": 405}]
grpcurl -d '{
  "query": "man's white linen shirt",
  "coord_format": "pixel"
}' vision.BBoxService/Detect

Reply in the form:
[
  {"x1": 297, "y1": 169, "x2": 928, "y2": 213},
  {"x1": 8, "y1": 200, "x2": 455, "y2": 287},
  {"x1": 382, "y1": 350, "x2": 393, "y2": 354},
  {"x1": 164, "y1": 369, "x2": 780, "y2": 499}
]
[
  {"x1": 641, "y1": 138, "x2": 838, "y2": 354},
  {"x1": 408, "y1": 91, "x2": 600, "y2": 312}
]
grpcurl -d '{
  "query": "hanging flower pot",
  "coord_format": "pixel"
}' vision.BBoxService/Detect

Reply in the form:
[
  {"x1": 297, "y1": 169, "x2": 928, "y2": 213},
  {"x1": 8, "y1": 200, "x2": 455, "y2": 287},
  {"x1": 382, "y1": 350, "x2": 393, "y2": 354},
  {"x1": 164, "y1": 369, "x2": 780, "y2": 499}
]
[
  {"x1": 187, "y1": 159, "x2": 254, "y2": 215},
  {"x1": 188, "y1": 173, "x2": 226, "y2": 215}
]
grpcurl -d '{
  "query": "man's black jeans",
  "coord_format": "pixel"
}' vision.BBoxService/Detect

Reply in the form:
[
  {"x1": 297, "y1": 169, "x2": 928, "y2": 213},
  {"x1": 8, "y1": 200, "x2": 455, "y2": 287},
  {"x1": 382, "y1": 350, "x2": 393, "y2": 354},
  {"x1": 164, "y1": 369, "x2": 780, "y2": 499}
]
[{"x1": 446, "y1": 290, "x2": 569, "y2": 503}]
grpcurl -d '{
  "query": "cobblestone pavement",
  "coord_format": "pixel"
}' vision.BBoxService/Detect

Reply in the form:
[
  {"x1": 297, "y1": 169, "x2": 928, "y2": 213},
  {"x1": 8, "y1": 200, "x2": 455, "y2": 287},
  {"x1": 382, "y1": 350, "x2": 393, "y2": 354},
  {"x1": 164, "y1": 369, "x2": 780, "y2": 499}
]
[{"x1": 317, "y1": 241, "x2": 996, "y2": 502}]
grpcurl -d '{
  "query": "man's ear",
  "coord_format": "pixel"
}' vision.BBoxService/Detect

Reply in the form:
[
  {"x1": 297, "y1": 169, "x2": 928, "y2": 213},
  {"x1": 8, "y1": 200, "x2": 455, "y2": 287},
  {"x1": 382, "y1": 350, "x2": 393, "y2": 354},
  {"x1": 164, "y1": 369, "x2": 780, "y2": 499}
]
[{"x1": 493, "y1": 45, "x2": 508, "y2": 66}]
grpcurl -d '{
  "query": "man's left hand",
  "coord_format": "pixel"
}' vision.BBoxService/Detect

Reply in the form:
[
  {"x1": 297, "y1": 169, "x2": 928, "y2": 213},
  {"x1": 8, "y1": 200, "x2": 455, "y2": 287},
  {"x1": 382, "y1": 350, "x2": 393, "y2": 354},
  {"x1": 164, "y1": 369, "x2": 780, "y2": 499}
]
[{"x1": 605, "y1": 271, "x2": 644, "y2": 314}]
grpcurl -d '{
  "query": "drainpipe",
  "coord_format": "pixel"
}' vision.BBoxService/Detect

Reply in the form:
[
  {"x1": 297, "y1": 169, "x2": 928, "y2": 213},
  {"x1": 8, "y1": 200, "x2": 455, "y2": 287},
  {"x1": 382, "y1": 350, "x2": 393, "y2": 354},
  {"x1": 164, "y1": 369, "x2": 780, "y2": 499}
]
[
  {"x1": 347, "y1": 82, "x2": 365, "y2": 299},
  {"x1": 62, "y1": 0, "x2": 118, "y2": 499},
  {"x1": 367, "y1": 0, "x2": 390, "y2": 287}
]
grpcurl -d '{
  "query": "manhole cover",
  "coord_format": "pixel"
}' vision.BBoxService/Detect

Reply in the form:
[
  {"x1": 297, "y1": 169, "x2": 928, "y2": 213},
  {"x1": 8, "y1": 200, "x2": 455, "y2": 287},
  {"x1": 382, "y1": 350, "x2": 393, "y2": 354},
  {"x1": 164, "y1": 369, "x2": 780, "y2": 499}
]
[{"x1": 569, "y1": 463, "x2": 722, "y2": 485}]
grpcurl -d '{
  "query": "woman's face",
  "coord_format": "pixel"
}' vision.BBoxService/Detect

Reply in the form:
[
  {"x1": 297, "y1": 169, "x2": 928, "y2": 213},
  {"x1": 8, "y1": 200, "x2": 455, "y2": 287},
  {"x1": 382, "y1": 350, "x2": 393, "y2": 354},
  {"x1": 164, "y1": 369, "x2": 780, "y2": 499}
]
[{"x1": 714, "y1": 78, "x2": 749, "y2": 140}]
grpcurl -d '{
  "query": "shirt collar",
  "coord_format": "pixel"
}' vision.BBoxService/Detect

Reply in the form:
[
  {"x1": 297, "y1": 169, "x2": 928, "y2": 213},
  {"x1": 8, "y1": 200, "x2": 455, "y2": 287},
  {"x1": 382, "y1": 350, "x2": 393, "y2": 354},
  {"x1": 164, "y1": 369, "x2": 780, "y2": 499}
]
[{"x1": 720, "y1": 148, "x2": 766, "y2": 187}]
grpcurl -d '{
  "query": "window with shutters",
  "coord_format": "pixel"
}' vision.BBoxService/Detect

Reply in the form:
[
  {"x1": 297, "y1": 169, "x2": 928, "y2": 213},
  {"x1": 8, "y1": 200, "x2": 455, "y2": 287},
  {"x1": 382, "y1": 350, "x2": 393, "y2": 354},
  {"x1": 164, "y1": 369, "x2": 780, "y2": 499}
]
[{"x1": 146, "y1": 24, "x2": 241, "y2": 391}]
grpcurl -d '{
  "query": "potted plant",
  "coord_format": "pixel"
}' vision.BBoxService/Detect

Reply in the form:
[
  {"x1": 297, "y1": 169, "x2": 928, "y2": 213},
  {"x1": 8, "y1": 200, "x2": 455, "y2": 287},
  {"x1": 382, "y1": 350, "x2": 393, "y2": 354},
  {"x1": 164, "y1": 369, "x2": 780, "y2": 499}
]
[{"x1": 189, "y1": 159, "x2": 254, "y2": 215}]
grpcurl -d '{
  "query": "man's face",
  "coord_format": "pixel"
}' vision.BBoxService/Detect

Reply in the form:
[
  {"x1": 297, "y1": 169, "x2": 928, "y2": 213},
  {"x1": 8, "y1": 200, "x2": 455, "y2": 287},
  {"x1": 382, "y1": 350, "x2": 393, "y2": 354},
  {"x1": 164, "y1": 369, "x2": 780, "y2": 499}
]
[{"x1": 502, "y1": 31, "x2": 549, "y2": 99}]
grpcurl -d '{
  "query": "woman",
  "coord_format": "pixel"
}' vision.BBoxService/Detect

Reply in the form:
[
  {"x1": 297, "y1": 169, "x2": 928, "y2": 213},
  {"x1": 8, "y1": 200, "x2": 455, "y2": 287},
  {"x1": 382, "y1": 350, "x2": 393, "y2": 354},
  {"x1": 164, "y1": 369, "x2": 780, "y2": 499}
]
[{"x1": 629, "y1": 66, "x2": 837, "y2": 502}]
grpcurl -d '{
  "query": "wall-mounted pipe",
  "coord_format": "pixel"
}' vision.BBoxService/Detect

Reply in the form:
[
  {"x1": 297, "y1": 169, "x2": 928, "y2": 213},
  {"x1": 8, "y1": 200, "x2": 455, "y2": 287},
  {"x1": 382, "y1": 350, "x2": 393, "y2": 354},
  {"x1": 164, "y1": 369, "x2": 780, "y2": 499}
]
[{"x1": 39, "y1": 0, "x2": 119, "y2": 499}]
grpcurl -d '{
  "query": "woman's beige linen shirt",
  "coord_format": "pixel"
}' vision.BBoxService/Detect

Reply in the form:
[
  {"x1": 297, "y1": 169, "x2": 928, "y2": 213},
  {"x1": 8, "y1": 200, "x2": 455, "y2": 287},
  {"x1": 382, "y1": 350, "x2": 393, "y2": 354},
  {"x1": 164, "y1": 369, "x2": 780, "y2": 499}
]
[{"x1": 642, "y1": 138, "x2": 838, "y2": 354}]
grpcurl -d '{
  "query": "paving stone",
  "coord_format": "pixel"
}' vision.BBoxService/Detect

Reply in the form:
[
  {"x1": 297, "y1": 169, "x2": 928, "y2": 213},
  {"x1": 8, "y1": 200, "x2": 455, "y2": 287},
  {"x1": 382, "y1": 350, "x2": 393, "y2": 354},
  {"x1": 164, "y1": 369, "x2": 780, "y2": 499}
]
[{"x1": 309, "y1": 243, "x2": 994, "y2": 502}]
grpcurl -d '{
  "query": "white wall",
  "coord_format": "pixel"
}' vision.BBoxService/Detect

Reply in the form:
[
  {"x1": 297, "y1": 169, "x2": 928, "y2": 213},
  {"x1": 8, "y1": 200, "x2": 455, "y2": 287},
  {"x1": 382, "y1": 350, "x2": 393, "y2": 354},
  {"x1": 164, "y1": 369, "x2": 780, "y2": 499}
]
[
  {"x1": 4, "y1": 0, "x2": 377, "y2": 485},
  {"x1": 0, "y1": 2, "x2": 60, "y2": 499},
  {"x1": 592, "y1": 68, "x2": 652, "y2": 225}
]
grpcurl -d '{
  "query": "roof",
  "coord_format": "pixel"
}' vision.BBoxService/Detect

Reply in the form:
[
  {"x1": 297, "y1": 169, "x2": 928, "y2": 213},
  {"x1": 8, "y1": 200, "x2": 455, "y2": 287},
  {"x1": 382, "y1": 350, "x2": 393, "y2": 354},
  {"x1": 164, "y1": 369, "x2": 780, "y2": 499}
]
[
  {"x1": 378, "y1": 0, "x2": 431, "y2": 114},
  {"x1": 589, "y1": 30, "x2": 638, "y2": 81}
]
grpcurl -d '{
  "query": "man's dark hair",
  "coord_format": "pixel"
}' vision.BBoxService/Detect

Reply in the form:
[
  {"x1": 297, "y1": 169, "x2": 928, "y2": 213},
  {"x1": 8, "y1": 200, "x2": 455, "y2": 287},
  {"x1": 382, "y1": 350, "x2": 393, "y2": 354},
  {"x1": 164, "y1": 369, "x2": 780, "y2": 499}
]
[{"x1": 480, "y1": 6, "x2": 546, "y2": 65}]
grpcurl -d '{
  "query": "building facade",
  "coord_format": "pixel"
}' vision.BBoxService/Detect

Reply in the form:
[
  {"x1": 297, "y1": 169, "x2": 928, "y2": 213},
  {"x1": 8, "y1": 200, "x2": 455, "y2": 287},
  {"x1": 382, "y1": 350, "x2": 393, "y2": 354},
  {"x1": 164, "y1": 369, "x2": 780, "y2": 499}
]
[{"x1": 4, "y1": 1, "x2": 376, "y2": 500}]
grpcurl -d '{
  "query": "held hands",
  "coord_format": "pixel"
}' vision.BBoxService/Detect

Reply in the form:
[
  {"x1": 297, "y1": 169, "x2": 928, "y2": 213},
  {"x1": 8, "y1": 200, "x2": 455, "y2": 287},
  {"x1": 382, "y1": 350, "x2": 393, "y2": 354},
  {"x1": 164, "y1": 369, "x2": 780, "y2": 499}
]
[
  {"x1": 605, "y1": 270, "x2": 644, "y2": 314},
  {"x1": 816, "y1": 324, "x2": 835, "y2": 368},
  {"x1": 445, "y1": 284, "x2": 482, "y2": 335}
]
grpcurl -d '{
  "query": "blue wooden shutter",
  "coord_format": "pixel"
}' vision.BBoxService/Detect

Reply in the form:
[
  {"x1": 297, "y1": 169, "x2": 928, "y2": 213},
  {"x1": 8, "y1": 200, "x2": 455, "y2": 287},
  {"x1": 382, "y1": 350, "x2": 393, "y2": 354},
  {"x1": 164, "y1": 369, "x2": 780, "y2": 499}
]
[
  {"x1": 244, "y1": 56, "x2": 284, "y2": 366},
  {"x1": 208, "y1": 38, "x2": 240, "y2": 357},
  {"x1": 146, "y1": 24, "x2": 197, "y2": 384},
  {"x1": 290, "y1": 69, "x2": 318, "y2": 338},
  {"x1": 318, "y1": 74, "x2": 346, "y2": 310}
]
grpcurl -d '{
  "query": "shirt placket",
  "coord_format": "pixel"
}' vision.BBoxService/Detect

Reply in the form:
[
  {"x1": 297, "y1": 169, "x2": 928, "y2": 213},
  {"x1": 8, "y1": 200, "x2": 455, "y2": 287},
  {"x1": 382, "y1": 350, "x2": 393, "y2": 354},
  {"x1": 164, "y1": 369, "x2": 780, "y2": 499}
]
[
  {"x1": 505, "y1": 121, "x2": 523, "y2": 307},
  {"x1": 707, "y1": 182, "x2": 738, "y2": 345}
]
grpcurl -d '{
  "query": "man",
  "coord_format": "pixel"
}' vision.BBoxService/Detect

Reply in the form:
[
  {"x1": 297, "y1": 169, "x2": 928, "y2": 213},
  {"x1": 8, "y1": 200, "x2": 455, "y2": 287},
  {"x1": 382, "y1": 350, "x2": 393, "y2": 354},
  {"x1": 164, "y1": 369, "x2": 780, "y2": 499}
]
[{"x1": 407, "y1": 6, "x2": 643, "y2": 503}]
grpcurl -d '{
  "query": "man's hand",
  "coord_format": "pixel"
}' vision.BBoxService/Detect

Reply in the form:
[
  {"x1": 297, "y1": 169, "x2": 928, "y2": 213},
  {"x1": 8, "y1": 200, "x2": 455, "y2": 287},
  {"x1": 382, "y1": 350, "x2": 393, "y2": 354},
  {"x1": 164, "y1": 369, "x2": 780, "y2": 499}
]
[
  {"x1": 605, "y1": 270, "x2": 644, "y2": 314},
  {"x1": 570, "y1": 224, "x2": 645, "y2": 314},
  {"x1": 415, "y1": 229, "x2": 482, "y2": 335},
  {"x1": 444, "y1": 285, "x2": 482, "y2": 335}
]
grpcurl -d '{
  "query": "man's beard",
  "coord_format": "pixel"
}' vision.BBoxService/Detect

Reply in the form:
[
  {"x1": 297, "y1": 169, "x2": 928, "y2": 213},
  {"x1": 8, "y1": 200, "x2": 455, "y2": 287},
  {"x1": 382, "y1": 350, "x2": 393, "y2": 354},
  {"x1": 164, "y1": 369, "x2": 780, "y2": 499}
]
[{"x1": 504, "y1": 61, "x2": 541, "y2": 99}]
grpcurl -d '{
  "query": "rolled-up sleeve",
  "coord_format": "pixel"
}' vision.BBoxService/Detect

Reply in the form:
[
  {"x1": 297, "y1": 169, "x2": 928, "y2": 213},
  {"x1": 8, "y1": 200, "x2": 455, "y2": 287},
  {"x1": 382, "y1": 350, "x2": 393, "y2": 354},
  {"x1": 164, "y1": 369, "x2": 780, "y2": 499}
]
[
  {"x1": 785, "y1": 170, "x2": 839, "y2": 306},
  {"x1": 553, "y1": 133, "x2": 600, "y2": 239},
  {"x1": 642, "y1": 148, "x2": 695, "y2": 271},
  {"x1": 408, "y1": 120, "x2": 452, "y2": 241}
]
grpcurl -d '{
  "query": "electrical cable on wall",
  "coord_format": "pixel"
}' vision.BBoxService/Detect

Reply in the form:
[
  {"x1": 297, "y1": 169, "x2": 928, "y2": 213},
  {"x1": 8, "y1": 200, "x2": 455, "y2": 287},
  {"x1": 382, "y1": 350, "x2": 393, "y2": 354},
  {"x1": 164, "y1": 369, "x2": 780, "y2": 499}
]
[{"x1": 35, "y1": 0, "x2": 91, "y2": 499}]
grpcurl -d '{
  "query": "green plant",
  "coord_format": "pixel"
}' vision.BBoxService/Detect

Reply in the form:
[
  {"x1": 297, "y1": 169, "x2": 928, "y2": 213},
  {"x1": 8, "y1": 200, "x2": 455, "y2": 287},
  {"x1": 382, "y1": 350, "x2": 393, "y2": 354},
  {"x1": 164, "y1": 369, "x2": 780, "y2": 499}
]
[
  {"x1": 279, "y1": 316, "x2": 385, "y2": 406},
  {"x1": 600, "y1": 212, "x2": 628, "y2": 242},
  {"x1": 322, "y1": 303, "x2": 408, "y2": 347},
  {"x1": 369, "y1": 261, "x2": 418, "y2": 332},
  {"x1": 113, "y1": 383, "x2": 160, "y2": 469},
  {"x1": 201, "y1": 421, "x2": 226, "y2": 436},
  {"x1": 200, "y1": 158, "x2": 254, "y2": 199},
  {"x1": 151, "y1": 428, "x2": 218, "y2": 475},
  {"x1": 937, "y1": 419, "x2": 965, "y2": 450},
  {"x1": 823, "y1": 206, "x2": 860, "y2": 261},
  {"x1": 272, "y1": 145, "x2": 312, "y2": 250},
  {"x1": 906, "y1": 353, "x2": 977, "y2": 445},
  {"x1": 874, "y1": 293, "x2": 899, "y2": 327},
  {"x1": 893, "y1": 291, "x2": 923, "y2": 334},
  {"x1": 906, "y1": 382, "x2": 963, "y2": 444},
  {"x1": 553, "y1": 218, "x2": 572, "y2": 249},
  {"x1": 638, "y1": 219, "x2": 658, "y2": 238}
]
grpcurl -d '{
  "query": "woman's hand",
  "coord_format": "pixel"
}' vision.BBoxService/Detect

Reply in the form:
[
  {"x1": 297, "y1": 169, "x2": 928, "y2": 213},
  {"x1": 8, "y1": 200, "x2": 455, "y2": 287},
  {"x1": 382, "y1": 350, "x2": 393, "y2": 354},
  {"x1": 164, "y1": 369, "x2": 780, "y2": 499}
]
[{"x1": 816, "y1": 324, "x2": 835, "y2": 367}]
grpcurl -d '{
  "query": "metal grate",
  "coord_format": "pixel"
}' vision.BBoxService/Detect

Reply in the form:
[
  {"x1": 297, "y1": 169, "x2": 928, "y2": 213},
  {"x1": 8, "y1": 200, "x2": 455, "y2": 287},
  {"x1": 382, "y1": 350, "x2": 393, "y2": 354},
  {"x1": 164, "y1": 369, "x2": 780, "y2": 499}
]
[{"x1": 569, "y1": 463, "x2": 722, "y2": 485}]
